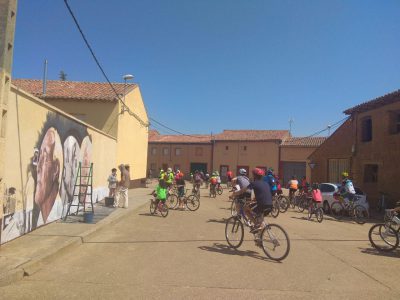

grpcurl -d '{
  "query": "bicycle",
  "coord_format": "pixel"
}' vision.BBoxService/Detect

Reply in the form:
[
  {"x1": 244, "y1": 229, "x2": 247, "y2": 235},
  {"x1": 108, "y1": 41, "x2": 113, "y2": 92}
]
[
  {"x1": 192, "y1": 183, "x2": 201, "y2": 199},
  {"x1": 209, "y1": 184, "x2": 217, "y2": 198},
  {"x1": 368, "y1": 210, "x2": 400, "y2": 251},
  {"x1": 230, "y1": 195, "x2": 279, "y2": 219},
  {"x1": 225, "y1": 207, "x2": 290, "y2": 261},
  {"x1": 307, "y1": 202, "x2": 324, "y2": 223},
  {"x1": 216, "y1": 184, "x2": 223, "y2": 195},
  {"x1": 330, "y1": 193, "x2": 369, "y2": 224},
  {"x1": 149, "y1": 197, "x2": 169, "y2": 217},
  {"x1": 167, "y1": 189, "x2": 200, "y2": 211},
  {"x1": 272, "y1": 194, "x2": 289, "y2": 213}
]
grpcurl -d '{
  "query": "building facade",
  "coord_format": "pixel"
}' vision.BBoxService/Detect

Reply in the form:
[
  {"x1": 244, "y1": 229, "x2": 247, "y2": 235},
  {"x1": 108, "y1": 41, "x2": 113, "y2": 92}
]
[
  {"x1": 148, "y1": 130, "x2": 326, "y2": 183},
  {"x1": 12, "y1": 79, "x2": 149, "y2": 187},
  {"x1": 280, "y1": 137, "x2": 327, "y2": 185},
  {"x1": 212, "y1": 130, "x2": 289, "y2": 180},
  {"x1": 309, "y1": 90, "x2": 400, "y2": 207},
  {"x1": 148, "y1": 131, "x2": 212, "y2": 178}
]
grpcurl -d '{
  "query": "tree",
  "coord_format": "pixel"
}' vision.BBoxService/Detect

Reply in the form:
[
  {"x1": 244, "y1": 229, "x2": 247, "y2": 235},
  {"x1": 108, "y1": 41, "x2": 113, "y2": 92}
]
[{"x1": 59, "y1": 70, "x2": 67, "y2": 81}]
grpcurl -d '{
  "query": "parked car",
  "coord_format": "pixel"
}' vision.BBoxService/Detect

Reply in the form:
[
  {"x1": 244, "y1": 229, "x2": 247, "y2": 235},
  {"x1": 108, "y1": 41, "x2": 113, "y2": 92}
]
[{"x1": 319, "y1": 183, "x2": 369, "y2": 213}]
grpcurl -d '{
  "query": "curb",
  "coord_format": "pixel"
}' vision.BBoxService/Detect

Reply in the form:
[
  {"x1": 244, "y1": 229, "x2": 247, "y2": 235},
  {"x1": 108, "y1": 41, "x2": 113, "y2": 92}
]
[{"x1": 0, "y1": 200, "x2": 149, "y2": 286}]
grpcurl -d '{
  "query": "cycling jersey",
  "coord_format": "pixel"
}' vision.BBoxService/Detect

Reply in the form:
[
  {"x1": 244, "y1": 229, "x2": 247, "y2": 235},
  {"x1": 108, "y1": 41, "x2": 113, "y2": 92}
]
[{"x1": 156, "y1": 185, "x2": 167, "y2": 200}]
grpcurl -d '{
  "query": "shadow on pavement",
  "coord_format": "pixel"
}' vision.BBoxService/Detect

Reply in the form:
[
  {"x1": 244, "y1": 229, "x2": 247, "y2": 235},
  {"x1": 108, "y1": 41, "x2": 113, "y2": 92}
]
[
  {"x1": 359, "y1": 247, "x2": 400, "y2": 258},
  {"x1": 138, "y1": 213, "x2": 160, "y2": 217},
  {"x1": 206, "y1": 218, "x2": 226, "y2": 224},
  {"x1": 198, "y1": 243, "x2": 279, "y2": 263}
]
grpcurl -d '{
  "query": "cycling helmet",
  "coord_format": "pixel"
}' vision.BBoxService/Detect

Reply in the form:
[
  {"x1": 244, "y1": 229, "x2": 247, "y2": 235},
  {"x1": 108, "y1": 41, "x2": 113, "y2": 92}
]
[
  {"x1": 342, "y1": 171, "x2": 349, "y2": 177},
  {"x1": 239, "y1": 168, "x2": 247, "y2": 175},
  {"x1": 167, "y1": 168, "x2": 172, "y2": 173},
  {"x1": 252, "y1": 168, "x2": 265, "y2": 176},
  {"x1": 267, "y1": 168, "x2": 273, "y2": 175}
]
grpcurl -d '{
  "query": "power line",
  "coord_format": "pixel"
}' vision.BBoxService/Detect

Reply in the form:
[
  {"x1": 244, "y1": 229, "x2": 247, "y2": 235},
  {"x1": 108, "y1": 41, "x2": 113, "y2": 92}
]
[
  {"x1": 63, "y1": 0, "x2": 148, "y2": 127},
  {"x1": 291, "y1": 116, "x2": 349, "y2": 143},
  {"x1": 149, "y1": 117, "x2": 207, "y2": 138}
]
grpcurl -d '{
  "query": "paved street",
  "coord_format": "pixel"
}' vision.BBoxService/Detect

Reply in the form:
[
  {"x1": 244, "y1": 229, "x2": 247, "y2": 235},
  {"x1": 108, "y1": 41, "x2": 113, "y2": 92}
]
[{"x1": 1, "y1": 185, "x2": 400, "y2": 299}]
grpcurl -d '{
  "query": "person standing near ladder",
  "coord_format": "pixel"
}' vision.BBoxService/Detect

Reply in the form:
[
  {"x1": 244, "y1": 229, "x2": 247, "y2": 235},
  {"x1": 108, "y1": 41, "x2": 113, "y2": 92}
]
[{"x1": 116, "y1": 164, "x2": 130, "y2": 208}]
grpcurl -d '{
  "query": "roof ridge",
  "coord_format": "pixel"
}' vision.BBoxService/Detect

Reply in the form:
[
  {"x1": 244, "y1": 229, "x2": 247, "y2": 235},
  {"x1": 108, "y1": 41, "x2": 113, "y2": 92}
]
[{"x1": 12, "y1": 78, "x2": 136, "y2": 86}]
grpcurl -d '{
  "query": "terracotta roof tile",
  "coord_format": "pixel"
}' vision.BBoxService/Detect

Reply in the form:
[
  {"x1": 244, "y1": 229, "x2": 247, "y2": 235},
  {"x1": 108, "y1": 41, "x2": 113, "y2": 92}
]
[
  {"x1": 149, "y1": 133, "x2": 211, "y2": 144},
  {"x1": 344, "y1": 89, "x2": 400, "y2": 115},
  {"x1": 281, "y1": 137, "x2": 327, "y2": 147},
  {"x1": 12, "y1": 79, "x2": 136, "y2": 102},
  {"x1": 213, "y1": 130, "x2": 289, "y2": 141}
]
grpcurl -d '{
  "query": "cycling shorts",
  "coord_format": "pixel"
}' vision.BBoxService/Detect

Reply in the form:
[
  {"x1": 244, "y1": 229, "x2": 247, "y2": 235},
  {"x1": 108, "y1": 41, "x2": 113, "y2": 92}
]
[{"x1": 250, "y1": 203, "x2": 273, "y2": 217}]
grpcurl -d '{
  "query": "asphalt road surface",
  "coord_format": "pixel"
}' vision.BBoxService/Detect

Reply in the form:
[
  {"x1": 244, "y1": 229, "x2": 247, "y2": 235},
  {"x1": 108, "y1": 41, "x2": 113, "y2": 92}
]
[{"x1": 1, "y1": 187, "x2": 399, "y2": 299}]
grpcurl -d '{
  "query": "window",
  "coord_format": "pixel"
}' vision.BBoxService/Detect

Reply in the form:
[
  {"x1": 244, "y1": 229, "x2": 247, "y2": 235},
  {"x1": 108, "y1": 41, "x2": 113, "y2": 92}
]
[
  {"x1": 361, "y1": 117, "x2": 372, "y2": 142},
  {"x1": 151, "y1": 147, "x2": 157, "y2": 155},
  {"x1": 195, "y1": 147, "x2": 203, "y2": 156},
  {"x1": 225, "y1": 146, "x2": 229, "y2": 150},
  {"x1": 388, "y1": 111, "x2": 400, "y2": 134},
  {"x1": 319, "y1": 183, "x2": 336, "y2": 193},
  {"x1": 1, "y1": 110, "x2": 7, "y2": 138},
  {"x1": 364, "y1": 164, "x2": 378, "y2": 183},
  {"x1": 175, "y1": 148, "x2": 182, "y2": 156},
  {"x1": 163, "y1": 148, "x2": 169, "y2": 156}
]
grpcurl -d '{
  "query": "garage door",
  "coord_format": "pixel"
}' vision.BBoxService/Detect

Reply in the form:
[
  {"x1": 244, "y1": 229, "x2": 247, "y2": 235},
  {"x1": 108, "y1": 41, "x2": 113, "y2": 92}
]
[
  {"x1": 282, "y1": 162, "x2": 306, "y2": 186},
  {"x1": 190, "y1": 163, "x2": 208, "y2": 174}
]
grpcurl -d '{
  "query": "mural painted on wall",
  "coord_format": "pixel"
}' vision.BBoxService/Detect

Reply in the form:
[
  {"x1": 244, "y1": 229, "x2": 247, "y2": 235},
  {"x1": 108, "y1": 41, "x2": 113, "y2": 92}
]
[{"x1": 1, "y1": 112, "x2": 93, "y2": 243}]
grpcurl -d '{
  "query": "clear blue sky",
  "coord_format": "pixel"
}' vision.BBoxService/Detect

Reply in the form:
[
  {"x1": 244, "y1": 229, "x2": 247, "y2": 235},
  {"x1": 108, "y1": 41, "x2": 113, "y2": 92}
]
[{"x1": 12, "y1": 0, "x2": 400, "y2": 136}]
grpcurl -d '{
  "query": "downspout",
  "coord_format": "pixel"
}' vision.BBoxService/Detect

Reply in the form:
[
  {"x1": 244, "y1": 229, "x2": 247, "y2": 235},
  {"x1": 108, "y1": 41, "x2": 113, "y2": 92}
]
[
  {"x1": 278, "y1": 140, "x2": 282, "y2": 179},
  {"x1": 210, "y1": 133, "x2": 214, "y2": 172}
]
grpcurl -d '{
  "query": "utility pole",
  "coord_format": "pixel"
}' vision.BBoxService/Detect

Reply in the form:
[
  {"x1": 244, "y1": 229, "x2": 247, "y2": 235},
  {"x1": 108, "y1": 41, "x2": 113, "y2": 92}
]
[{"x1": 289, "y1": 117, "x2": 294, "y2": 136}]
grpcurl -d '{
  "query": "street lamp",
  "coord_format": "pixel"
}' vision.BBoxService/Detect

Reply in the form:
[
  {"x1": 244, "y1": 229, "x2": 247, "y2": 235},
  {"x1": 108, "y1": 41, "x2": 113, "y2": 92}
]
[{"x1": 121, "y1": 74, "x2": 134, "y2": 114}]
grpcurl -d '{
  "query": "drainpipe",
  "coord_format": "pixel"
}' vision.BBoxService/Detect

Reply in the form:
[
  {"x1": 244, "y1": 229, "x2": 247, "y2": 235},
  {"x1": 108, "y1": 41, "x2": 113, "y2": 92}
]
[{"x1": 210, "y1": 132, "x2": 214, "y2": 173}]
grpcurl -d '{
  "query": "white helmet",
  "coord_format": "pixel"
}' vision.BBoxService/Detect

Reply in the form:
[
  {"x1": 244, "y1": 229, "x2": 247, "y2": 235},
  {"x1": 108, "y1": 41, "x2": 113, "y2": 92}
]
[
  {"x1": 239, "y1": 168, "x2": 247, "y2": 175},
  {"x1": 167, "y1": 168, "x2": 172, "y2": 173}
]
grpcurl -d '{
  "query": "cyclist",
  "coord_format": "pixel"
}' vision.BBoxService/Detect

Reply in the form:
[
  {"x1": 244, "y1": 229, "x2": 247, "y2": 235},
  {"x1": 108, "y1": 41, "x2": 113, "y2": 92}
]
[
  {"x1": 193, "y1": 170, "x2": 202, "y2": 193},
  {"x1": 165, "y1": 168, "x2": 174, "y2": 189},
  {"x1": 159, "y1": 169, "x2": 165, "y2": 180},
  {"x1": 231, "y1": 168, "x2": 252, "y2": 215},
  {"x1": 151, "y1": 178, "x2": 168, "y2": 212},
  {"x1": 309, "y1": 183, "x2": 322, "y2": 210},
  {"x1": 210, "y1": 172, "x2": 218, "y2": 196},
  {"x1": 287, "y1": 175, "x2": 299, "y2": 200},
  {"x1": 340, "y1": 171, "x2": 356, "y2": 202},
  {"x1": 264, "y1": 168, "x2": 277, "y2": 196},
  {"x1": 175, "y1": 172, "x2": 186, "y2": 209},
  {"x1": 301, "y1": 176, "x2": 310, "y2": 193},
  {"x1": 230, "y1": 168, "x2": 272, "y2": 233},
  {"x1": 226, "y1": 170, "x2": 233, "y2": 187}
]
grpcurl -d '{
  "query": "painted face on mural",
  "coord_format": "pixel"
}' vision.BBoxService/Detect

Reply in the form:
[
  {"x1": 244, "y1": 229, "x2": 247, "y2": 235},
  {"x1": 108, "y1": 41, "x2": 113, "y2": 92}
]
[
  {"x1": 34, "y1": 128, "x2": 61, "y2": 223},
  {"x1": 60, "y1": 136, "x2": 80, "y2": 207}
]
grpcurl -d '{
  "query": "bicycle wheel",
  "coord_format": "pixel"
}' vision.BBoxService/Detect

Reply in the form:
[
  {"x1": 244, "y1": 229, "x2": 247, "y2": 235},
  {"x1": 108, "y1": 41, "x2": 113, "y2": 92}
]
[
  {"x1": 186, "y1": 195, "x2": 200, "y2": 211},
  {"x1": 225, "y1": 216, "x2": 244, "y2": 249},
  {"x1": 330, "y1": 201, "x2": 344, "y2": 218},
  {"x1": 217, "y1": 186, "x2": 223, "y2": 195},
  {"x1": 278, "y1": 196, "x2": 289, "y2": 213},
  {"x1": 369, "y1": 224, "x2": 399, "y2": 251},
  {"x1": 160, "y1": 202, "x2": 169, "y2": 217},
  {"x1": 231, "y1": 200, "x2": 238, "y2": 217},
  {"x1": 354, "y1": 205, "x2": 369, "y2": 224},
  {"x1": 271, "y1": 200, "x2": 280, "y2": 218},
  {"x1": 166, "y1": 194, "x2": 178, "y2": 209},
  {"x1": 316, "y1": 208, "x2": 324, "y2": 223},
  {"x1": 289, "y1": 196, "x2": 296, "y2": 209},
  {"x1": 298, "y1": 198, "x2": 307, "y2": 213},
  {"x1": 261, "y1": 224, "x2": 290, "y2": 261},
  {"x1": 307, "y1": 206, "x2": 313, "y2": 220},
  {"x1": 149, "y1": 200, "x2": 156, "y2": 214}
]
